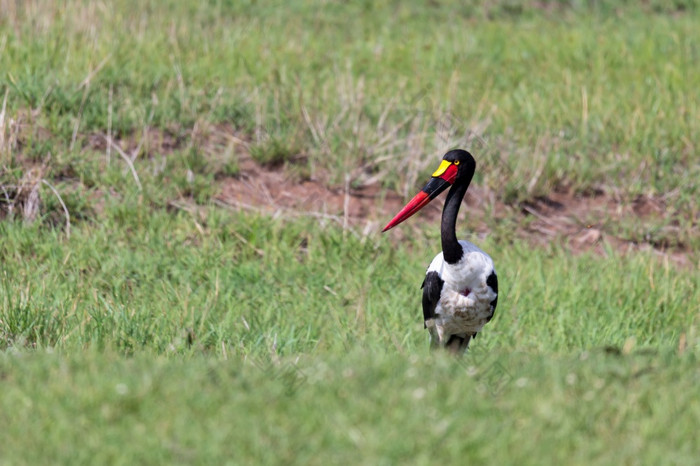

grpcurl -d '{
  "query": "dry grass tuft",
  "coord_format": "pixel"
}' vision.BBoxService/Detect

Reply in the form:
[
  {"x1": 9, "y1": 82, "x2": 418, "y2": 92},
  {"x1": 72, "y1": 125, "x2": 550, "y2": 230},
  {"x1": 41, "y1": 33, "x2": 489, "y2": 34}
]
[{"x1": 0, "y1": 167, "x2": 43, "y2": 223}]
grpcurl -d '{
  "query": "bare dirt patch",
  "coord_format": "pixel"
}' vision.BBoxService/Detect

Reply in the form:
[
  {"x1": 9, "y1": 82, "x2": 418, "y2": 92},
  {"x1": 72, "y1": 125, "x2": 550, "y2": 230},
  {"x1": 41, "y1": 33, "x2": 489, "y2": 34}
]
[
  {"x1": 217, "y1": 156, "x2": 419, "y2": 232},
  {"x1": 217, "y1": 157, "x2": 694, "y2": 265},
  {"x1": 520, "y1": 191, "x2": 691, "y2": 265},
  {"x1": 1, "y1": 115, "x2": 694, "y2": 265}
]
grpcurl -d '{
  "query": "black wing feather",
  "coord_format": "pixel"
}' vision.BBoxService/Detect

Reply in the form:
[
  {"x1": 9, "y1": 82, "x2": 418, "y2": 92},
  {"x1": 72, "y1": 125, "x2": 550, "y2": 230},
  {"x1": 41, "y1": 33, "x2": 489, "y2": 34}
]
[
  {"x1": 421, "y1": 271, "x2": 444, "y2": 328},
  {"x1": 486, "y1": 271, "x2": 498, "y2": 322}
]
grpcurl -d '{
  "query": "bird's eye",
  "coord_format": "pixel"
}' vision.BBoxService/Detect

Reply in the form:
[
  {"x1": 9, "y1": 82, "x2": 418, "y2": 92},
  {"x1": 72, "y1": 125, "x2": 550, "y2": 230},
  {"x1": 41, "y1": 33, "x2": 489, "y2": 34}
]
[{"x1": 454, "y1": 161, "x2": 460, "y2": 165}]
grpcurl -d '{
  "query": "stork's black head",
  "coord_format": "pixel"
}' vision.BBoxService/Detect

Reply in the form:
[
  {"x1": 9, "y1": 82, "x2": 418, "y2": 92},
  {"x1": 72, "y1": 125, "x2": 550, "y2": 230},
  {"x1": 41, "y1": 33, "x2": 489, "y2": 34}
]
[
  {"x1": 382, "y1": 149, "x2": 476, "y2": 232},
  {"x1": 441, "y1": 149, "x2": 476, "y2": 182}
]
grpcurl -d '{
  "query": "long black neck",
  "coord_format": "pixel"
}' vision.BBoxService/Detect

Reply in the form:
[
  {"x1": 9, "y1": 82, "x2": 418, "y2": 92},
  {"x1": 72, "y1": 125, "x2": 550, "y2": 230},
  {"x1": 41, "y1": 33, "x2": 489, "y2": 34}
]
[{"x1": 441, "y1": 180, "x2": 469, "y2": 264}]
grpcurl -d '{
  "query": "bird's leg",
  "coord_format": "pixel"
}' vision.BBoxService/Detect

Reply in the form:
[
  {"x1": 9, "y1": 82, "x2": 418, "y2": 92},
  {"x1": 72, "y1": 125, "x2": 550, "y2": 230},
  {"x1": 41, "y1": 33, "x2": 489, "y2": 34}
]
[
  {"x1": 444, "y1": 334, "x2": 473, "y2": 355},
  {"x1": 445, "y1": 336, "x2": 463, "y2": 354},
  {"x1": 461, "y1": 334, "x2": 474, "y2": 352},
  {"x1": 428, "y1": 326, "x2": 441, "y2": 350},
  {"x1": 445, "y1": 334, "x2": 473, "y2": 354}
]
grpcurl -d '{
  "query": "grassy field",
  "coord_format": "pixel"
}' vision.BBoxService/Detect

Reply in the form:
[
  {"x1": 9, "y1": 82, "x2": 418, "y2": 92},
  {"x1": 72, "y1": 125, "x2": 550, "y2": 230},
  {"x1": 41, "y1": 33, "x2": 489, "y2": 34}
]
[{"x1": 1, "y1": 1, "x2": 699, "y2": 464}]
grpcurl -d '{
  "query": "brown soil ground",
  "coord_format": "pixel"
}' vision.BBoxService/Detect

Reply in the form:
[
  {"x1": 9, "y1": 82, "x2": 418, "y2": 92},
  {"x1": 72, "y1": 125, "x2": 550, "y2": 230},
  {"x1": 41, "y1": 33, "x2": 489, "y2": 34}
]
[
  {"x1": 2, "y1": 122, "x2": 693, "y2": 265},
  {"x1": 218, "y1": 155, "x2": 692, "y2": 266}
]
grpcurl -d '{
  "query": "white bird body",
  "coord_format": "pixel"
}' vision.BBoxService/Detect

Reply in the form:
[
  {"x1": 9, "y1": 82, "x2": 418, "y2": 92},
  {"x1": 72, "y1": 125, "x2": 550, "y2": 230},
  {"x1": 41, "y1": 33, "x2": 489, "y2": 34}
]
[{"x1": 424, "y1": 240, "x2": 497, "y2": 345}]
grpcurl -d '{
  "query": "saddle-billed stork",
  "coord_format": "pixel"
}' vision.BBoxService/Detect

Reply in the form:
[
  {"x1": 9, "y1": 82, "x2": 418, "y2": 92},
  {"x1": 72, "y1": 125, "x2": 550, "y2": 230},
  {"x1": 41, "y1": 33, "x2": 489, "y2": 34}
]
[{"x1": 383, "y1": 149, "x2": 498, "y2": 353}]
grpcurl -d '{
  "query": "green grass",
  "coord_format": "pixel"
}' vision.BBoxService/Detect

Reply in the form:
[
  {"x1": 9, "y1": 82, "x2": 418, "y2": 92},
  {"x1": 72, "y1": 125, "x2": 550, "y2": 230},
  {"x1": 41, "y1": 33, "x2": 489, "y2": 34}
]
[
  {"x1": 1, "y1": 206, "x2": 697, "y2": 355},
  {"x1": 2, "y1": 2, "x2": 699, "y2": 209},
  {"x1": 1, "y1": 204, "x2": 700, "y2": 463},
  {"x1": 1, "y1": 1, "x2": 700, "y2": 463},
  {"x1": 1, "y1": 207, "x2": 699, "y2": 463},
  {"x1": 2, "y1": 350, "x2": 699, "y2": 464}
]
